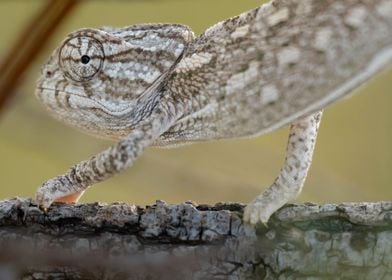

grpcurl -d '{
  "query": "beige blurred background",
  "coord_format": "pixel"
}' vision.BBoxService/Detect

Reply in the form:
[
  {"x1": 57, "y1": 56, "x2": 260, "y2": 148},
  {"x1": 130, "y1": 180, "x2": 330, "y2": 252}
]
[{"x1": 0, "y1": 0, "x2": 391, "y2": 207}]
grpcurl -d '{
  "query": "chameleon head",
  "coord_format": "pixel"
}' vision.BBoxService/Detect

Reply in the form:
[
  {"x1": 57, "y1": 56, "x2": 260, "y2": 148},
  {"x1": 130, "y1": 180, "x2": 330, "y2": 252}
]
[{"x1": 36, "y1": 25, "x2": 193, "y2": 139}]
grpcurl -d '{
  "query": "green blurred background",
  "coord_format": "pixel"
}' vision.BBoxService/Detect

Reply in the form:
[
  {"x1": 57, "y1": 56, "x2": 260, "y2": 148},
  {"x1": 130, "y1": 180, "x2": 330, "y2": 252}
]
[{"x1": 0, "y1": 0, "x2": 391, "y2": 206}]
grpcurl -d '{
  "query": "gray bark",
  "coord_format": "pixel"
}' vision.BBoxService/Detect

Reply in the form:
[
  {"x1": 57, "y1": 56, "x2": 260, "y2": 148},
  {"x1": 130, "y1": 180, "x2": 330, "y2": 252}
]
[{"x1": 0, "y1": 198, "x2": 391, "y2": 279}]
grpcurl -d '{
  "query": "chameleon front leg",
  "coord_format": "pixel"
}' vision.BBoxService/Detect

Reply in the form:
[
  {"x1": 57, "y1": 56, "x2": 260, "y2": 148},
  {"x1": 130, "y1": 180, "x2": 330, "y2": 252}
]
[
  {"x1": 244, "y1": 111, "x2": 323, "y2": 225},
  {"x1": 35, "y1": 103, "x2": 175, "y2": 209},
  {"x1": 35, "y1": 127, "x2": 155, "y2": 208}
]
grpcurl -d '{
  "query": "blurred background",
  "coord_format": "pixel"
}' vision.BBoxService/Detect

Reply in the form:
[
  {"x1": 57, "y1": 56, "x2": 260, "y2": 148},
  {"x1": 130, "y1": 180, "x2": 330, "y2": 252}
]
[{"x1": 0, "y1": 0, "x2": 391, "y2": 207}]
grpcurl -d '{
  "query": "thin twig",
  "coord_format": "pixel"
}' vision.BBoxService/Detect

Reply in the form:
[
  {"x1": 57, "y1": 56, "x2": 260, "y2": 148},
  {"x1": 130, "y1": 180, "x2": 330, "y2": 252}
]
[{"x1": 0, "y1": 0, "x2": 78, "y2": 114}]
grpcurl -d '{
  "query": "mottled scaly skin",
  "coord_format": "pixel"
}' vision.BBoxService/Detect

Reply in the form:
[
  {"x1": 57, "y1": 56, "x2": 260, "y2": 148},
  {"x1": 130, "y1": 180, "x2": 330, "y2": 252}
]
[
  {"x1": 35, "y1": 0, "x2": 392, "y2": 224},
  {"x1": 161, "y1": 0, "x2": 392, "y2": 144}
]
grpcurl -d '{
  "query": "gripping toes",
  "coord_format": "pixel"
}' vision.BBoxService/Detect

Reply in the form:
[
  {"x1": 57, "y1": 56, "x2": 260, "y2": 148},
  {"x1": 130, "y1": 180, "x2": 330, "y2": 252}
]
[
  {"x1": 35, "y1": 178, "x2": 66, "y2": 208},
  {"x1": 35, "y1": 176, "x2": 80, "y2": 209},
  {"x1": 243, "y1": 198, "x2": 276, "y2": 225}
]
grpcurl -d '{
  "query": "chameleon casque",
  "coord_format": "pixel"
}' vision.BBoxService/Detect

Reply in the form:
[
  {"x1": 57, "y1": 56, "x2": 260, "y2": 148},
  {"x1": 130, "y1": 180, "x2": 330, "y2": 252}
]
[{"x1": 35, "y1": 0, "x2": 392, "y2": 224}]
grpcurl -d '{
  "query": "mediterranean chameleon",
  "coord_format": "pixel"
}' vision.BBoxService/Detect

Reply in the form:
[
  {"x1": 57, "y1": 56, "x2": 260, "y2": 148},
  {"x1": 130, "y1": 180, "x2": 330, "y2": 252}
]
[{"x1": 35, "y1": 0, "x2": 392, "y2": 224}]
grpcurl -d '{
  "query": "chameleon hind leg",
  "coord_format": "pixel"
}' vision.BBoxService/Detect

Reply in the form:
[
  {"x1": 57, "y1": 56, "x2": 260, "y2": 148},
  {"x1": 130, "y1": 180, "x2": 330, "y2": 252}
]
[{"x1": 244, "y1": 111, "x2": 323, "y2": 225}]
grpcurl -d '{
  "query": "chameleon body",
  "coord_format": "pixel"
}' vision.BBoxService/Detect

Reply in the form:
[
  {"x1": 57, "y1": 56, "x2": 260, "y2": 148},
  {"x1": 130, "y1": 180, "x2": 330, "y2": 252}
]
[{"x1": 35, "y1": 0, "x2": 392, "y2": 224}]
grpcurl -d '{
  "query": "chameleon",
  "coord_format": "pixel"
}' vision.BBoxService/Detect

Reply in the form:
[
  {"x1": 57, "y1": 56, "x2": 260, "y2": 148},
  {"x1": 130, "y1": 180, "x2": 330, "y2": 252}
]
[{"x1": 35, "y1": 0, "x2": 392, "y2": 224}]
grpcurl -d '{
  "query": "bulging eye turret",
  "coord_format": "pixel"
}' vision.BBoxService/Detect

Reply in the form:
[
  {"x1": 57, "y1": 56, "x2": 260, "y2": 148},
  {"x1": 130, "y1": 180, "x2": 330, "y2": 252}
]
[{"x1": 59, "y1": 36, "x2": 104, "y2": 82}]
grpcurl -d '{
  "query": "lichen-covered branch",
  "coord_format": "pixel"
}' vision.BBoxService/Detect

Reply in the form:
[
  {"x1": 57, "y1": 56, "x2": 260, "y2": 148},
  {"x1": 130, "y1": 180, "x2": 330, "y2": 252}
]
[{"x1": 0, "y1": 198, "x2": 391, "y2": 279}]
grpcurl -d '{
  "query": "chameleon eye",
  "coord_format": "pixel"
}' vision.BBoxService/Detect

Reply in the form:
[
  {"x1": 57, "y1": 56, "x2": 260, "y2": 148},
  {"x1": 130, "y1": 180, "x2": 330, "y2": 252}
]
[{"x1": 59, "y1": 36, "x2": 104, "y2": 82}]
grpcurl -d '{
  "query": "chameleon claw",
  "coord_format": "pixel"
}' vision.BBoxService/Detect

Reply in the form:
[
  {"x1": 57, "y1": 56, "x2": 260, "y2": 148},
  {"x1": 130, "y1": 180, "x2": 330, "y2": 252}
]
[{"x1": 35, "y1": 177, "x2": 80, "y2": 210}]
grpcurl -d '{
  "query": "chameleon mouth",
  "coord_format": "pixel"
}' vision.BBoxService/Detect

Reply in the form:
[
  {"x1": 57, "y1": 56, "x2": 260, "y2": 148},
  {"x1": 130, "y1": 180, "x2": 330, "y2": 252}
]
[{"x1": 36, "y1": 87, "x2": 134, "y2": 117}]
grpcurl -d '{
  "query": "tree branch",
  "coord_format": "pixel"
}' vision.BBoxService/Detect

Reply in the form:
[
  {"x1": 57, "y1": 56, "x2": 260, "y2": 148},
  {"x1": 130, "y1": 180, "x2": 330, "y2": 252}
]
[{"x1": 0, "y1": 198, "x2": 390, "y2": 279}]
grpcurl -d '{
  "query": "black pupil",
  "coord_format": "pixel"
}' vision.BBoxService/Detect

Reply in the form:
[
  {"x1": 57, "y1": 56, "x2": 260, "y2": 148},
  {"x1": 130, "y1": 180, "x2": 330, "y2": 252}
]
[{"x1": 81, "y1": 55, "x2": 90, "y2": 64}]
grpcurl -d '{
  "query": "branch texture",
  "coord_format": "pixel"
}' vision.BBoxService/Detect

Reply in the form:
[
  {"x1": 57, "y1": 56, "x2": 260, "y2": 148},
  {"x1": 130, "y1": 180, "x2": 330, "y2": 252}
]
[{"x1": 0, "y1": 198, "x2": 391, "y2": 279}]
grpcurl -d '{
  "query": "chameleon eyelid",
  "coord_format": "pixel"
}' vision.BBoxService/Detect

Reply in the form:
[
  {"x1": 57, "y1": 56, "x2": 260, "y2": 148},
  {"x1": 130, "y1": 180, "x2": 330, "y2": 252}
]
[{"x1": 59, "y1": 35, "x2": 105, "y2": 82}]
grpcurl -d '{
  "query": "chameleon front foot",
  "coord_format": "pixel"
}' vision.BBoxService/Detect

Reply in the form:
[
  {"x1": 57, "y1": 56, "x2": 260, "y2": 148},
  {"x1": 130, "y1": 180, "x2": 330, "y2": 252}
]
[
  {"x1": 35, "y1": 177, "x2": 86, "y2": 209},
  {"x1": 54, "y1": 191, "x2": 85, "y2": 204}
]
